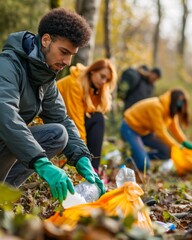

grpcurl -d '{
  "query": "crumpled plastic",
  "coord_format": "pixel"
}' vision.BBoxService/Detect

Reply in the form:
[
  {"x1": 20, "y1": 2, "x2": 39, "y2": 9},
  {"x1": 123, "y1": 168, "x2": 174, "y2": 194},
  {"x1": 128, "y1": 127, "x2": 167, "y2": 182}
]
[
  {"x1": 171, "y1": 145, "x2": 192, "y2": 175},
  {"x1": 46, "y1": 182, "x2": 153, "y2": 235}
]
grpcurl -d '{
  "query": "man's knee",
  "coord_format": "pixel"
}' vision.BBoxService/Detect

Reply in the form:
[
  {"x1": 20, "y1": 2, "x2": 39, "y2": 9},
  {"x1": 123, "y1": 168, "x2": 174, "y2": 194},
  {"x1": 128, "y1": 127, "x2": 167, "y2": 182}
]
[
  {"x1": 0, "y1": 145, "x2": 16, "y2": 182},
  {"x1": 52, "y1": 123, "x2": 69, "y2": 149}
]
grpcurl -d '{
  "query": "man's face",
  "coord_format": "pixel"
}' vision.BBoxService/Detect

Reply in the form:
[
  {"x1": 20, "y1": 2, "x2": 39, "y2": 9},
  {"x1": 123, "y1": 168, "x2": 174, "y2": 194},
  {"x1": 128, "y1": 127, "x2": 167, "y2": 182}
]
[{"x1": 41, "y1": 34, "x2": 78, "y2": 72}]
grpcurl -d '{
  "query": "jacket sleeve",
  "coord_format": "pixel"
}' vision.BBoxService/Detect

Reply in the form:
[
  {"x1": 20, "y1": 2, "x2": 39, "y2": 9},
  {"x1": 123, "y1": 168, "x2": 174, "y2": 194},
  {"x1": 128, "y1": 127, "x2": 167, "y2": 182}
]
[
  {"x1": 168, "y1": 115, "x2": 187, "y2": 143},
  {"x1": 149, "y1": 107, "x2": 181, "y2": 147},
  {"x1": 39, "y1": 81, "x2": 91, "y2": 166},
  {"x1": 57, "y1": 77, "x2": 87, "y2": 142},
  {"x1": 0, "y1": 56, "x2": 46, "y2": 168}
]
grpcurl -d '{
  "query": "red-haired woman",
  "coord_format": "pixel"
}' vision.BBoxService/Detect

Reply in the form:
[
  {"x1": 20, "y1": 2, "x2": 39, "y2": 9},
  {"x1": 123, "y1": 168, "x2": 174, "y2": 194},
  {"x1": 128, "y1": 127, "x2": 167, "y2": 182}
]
[{"x1": 57, "y1": 59, "x2": 117, "y2": 171}]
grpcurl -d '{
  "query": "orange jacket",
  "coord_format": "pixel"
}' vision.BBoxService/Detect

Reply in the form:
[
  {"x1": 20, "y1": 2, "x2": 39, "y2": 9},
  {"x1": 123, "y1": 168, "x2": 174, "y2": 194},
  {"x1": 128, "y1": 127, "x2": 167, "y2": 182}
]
[
  {"x1": 124, "y1": 91, "x2": 187, "y2": 147},
  {"x1": 57, "y1": 64, "x2": 101, "y2": 142}
]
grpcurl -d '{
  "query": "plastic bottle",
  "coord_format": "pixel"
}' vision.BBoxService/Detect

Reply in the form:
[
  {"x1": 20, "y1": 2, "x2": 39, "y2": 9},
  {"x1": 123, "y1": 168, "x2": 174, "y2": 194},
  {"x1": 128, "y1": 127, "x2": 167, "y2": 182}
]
[
  {"x1": 155, "y1": 221, "x2": 176, "y2": 232},
  {"x1": 62, "y1": 191, "x2": 86, "y2": 209},
  {"x1": 62, "y1": 180, "x2": 101, "y2": 208},
  {"x1": 74, "y1": 180, "x2": 101, "y2": 202},
  {"x1": 115, "y1": 165, "x2": 136, "y2": 187},
  {"x1": 159, "y1": 159, "x2": 174, "y2": 173}
]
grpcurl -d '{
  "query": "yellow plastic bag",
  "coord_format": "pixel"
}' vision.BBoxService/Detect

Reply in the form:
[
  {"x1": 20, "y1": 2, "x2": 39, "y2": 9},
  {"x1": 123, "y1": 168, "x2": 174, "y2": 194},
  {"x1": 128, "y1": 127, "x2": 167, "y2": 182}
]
[
  {"x1": 46, "y1": 182, "x2": 153, "y2": 234},
  {"x1": 171, "y1": 145, "x2": 192, "y2": 175}
]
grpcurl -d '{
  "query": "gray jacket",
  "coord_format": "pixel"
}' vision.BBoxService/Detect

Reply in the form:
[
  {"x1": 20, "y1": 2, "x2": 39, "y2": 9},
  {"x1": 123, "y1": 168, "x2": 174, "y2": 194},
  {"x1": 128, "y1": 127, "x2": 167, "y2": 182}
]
[{"x1": 0, "y1": 31, "x2": 91, "y2": 168}]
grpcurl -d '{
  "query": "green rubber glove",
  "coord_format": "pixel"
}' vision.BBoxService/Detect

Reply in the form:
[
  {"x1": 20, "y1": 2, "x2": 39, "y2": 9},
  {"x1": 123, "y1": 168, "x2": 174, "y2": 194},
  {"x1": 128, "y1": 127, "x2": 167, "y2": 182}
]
[
  {"x1": 76, "y1": 157, "x2": 106, "y2": 196},
  {"x1": 34, "y1": 157, "x2": 74, "y2": 202},
  {"x1": 181, "y1": 141, "x2": 192, "y2": 150}
]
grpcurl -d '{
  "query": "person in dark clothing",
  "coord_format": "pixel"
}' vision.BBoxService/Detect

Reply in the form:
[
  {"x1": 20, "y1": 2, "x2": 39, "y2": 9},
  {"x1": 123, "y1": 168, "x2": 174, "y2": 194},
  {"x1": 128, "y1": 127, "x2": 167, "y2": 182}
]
[
  {"x1": 0, "y1": 8, "x2": 105, "y2": 203},
  {"x1": 118, "y1": 65, "x2": 162, "y2": 110}
]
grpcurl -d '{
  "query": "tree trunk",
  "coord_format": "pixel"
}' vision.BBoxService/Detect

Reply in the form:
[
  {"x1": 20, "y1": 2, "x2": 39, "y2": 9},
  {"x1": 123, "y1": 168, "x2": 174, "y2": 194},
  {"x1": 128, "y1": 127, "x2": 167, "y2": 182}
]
[
  {"x1": 178, "y1": 0, "x2": 188, "y2": 60},
  {"x1": 178, "y1": 0, "x2": 189, "y2": 80},
  {"x1": 152, "y1": 0, "x2": 162, "y2": 66},
  {"x1": 103, "y1": 0, "x2": 116, "y2": 131},
  {"x1": 74, "y1": 0, "x2": 101, "y2": 66},
  {"x1": 104, "y1": 0, "x2": 111, "y2": 59}
]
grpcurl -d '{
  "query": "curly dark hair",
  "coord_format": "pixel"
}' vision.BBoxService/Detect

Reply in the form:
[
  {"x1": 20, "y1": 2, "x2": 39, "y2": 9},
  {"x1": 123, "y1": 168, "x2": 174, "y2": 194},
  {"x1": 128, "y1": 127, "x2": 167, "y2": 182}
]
[{"x1": 38, "y1": 8, "x2": 91, "y2": 47}]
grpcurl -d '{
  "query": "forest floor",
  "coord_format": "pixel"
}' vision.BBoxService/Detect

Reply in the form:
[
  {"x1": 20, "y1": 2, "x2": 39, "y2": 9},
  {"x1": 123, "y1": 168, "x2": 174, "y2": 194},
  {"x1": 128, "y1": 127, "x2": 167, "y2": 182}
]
[{"x1": 1, "y1": 140, "x2": 192, "y2": 240}]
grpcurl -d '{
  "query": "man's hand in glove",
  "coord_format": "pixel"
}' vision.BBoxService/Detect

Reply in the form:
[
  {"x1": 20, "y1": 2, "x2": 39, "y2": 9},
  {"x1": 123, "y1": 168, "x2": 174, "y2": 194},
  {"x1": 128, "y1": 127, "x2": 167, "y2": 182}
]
[
  {"x1": 76, "y1": 157, "x2": 106, "y2": 196},
  {"x1": 34, "y1": 157, "x2": 74, "y2": 202}
]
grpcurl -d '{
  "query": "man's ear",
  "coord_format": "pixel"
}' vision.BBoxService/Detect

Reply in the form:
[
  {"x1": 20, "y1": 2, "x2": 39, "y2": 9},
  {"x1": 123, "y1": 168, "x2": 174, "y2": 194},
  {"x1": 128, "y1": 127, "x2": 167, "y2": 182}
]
[{"x1": 41, "y1": 34, "x2": 52, "y2": 48}]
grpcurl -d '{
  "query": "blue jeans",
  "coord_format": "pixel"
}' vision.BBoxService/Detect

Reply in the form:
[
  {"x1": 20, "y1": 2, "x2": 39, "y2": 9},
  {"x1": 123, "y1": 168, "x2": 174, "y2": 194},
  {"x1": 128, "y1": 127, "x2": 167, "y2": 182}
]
[
  {"x1": 3, "y1": 123, "x2": 68, "y2": 187},
  {"x1": 120, "y1": 121, "x2": 170, "y2": 171}
]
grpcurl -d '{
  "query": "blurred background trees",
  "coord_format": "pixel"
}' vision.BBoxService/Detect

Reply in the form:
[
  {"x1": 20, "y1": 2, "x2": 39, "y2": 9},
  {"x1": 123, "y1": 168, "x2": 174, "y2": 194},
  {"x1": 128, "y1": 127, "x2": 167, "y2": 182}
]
[
  {"x1": 0, "y1": 0, "x2": 191, "y2": 82},
  {"x1": 74, "y1": 0, "x2": 101, "y2": 65},
  {"x1": 0, "y1": 0, "x2": 192, "y2": 133}
]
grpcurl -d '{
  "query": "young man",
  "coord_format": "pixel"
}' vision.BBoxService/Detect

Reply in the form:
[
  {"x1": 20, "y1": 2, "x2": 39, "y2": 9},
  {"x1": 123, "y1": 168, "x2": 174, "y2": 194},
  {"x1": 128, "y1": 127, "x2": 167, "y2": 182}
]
[{"x1": 0, "y1": 8, "x2": 105, "y2": 202}]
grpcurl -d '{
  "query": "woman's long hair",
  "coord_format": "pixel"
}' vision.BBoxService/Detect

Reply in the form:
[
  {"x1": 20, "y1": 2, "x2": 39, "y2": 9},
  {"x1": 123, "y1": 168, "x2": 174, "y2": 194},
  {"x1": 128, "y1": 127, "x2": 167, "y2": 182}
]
[
  {"x1": 78, "y1": 59, "x2": 117, "y2": 115},
  {"x1": 170, "y1": 88, "x2": 190, "y2": 126}
]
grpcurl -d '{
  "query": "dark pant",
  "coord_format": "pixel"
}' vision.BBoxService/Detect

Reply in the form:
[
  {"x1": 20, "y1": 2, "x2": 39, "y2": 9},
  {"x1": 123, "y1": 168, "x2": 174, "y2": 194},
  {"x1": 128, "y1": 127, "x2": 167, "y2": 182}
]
[
  {"x1": 120, "y1": 120, "x2": 170, "y2": 171},
  {"x1": 85, "y1": 112, "x2": 105, "y2": 170},
  {"x1": 1, "y1": 123, "x2": 68, "y2": 187}
]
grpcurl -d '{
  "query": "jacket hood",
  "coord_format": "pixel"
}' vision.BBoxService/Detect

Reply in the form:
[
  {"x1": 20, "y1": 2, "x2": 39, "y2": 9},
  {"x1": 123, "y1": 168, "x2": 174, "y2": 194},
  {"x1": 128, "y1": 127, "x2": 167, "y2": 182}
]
[
  {"x1": 69, "y1": 63, "x2": 86, "y2": 78},
  {"x1": 159, "y1": 90, "x2": 171, "y2": 117},
  {"x1": 2, "y1": 31, "x2": 56, "y2": 86},
  {"x1": 3, "y1": 31, "x2": 28, "y2": 54}
]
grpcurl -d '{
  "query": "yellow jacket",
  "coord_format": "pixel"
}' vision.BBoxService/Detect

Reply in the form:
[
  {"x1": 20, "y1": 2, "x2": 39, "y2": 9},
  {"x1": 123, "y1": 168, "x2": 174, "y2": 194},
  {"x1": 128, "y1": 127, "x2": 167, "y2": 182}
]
[
  {"x1": 57, "y1": 64, "x2": 101, "y2": 142},
  {"x1": 124, "y1": 91, "x2": 187, "y2": 147}
]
